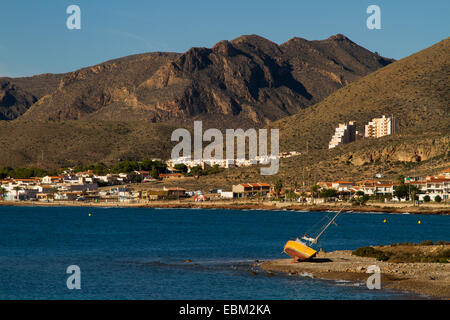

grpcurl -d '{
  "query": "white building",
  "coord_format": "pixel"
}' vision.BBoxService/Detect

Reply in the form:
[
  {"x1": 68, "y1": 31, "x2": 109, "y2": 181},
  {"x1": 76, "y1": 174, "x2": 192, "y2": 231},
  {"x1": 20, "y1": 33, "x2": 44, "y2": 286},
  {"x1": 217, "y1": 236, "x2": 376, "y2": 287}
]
[
  {"x1": 365, "y1": 115, "x2": 397, "y2": 138},
  {"x1": 329, "y1": 121, "x2": 357, "y2": 149},
  {"x1": 63, "y1": 175, "x2": 84, "y2": 184},
  {"x1": 2, "y1": 183, "x2": 40, "y2": 201},
  {"x1": 330, "y1": 181, "x2": 354, "y2": 192},
  {"x1": 219, "y1": 191, "x2": 234, "y2": 199},
  {"x1": 412, "y1": 178, "x2": 450, "y2": 201}
]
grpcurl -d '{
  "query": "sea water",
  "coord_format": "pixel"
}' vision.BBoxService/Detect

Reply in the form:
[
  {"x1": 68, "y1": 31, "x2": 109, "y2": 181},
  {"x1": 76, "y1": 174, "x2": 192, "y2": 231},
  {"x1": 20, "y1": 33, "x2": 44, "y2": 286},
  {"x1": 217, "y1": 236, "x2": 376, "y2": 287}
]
[{"x1": 0, "y1": 206, "x2": 448, "y2": 300}]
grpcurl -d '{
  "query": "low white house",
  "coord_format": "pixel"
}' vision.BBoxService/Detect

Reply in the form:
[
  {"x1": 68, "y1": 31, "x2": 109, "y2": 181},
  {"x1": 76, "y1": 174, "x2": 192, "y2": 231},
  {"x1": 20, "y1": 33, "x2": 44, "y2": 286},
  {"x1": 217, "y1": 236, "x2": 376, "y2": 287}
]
[
  {"x1": 331, "y1": 181, "x2": 354, "y2": 192},
  {"x1": 219, "y1": 191, "x2": 233, "y2": 199},
  {"x1": 2, "y1": 184, "x2": 39, "y2": 201}
]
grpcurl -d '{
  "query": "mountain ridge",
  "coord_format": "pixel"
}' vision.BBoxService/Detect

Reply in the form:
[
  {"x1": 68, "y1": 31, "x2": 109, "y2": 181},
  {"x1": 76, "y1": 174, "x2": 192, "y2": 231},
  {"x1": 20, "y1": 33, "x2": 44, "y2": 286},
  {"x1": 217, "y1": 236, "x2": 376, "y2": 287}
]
[
  {"x1": 0, "y1": 33, "x2": 402, "y2": 168},
  {"x1": 3, "y1": 34, "x2": 393, "y2": 128}
]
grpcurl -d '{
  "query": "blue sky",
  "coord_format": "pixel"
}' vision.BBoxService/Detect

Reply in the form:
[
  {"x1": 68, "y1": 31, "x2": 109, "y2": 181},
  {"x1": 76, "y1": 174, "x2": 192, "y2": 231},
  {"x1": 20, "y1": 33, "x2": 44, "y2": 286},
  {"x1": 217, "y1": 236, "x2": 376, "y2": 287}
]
[{"x1": 0, "y1": 0, "x2": 449, "y2": 77}]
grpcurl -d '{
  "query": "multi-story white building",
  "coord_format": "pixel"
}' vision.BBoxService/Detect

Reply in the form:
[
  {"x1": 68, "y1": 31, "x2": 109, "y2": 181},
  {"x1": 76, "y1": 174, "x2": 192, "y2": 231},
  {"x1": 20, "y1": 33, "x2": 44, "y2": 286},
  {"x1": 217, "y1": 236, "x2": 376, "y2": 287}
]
[
  {"x1": 329, "y1": 121, "x2": 357, "y2": 149},
  {"x1": 411, "y1": 177, "x2": 450, "y2": 201},
  {"x1": 365, "y1": 115, "x2": 397, "y2": 138}
]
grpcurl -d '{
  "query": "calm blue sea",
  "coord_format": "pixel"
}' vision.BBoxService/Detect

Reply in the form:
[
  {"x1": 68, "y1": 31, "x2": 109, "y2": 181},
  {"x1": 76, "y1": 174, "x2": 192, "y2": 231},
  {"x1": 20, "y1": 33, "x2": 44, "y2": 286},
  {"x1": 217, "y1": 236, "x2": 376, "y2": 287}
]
[{"x1": 0, "y1": 206, "x2": 449, "y2": 300}]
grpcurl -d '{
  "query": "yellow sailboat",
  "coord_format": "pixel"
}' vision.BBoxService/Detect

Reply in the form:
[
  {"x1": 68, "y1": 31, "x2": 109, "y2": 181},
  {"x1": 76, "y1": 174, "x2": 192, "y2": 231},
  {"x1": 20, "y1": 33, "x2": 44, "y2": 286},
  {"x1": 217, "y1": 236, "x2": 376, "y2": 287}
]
[
  {"x1": 284, "y1": 239, "x2": 317, "y2": 261},
  {"x1": 284, "y1": 206, "x2": 345, "y2": 262}
]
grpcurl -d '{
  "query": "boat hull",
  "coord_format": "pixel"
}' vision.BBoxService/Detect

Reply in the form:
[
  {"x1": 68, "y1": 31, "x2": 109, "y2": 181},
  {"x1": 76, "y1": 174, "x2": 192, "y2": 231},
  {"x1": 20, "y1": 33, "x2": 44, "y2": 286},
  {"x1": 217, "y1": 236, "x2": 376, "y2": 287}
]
[{"x1": 284, "y1": 240, "x2": 317, "y2": 261}]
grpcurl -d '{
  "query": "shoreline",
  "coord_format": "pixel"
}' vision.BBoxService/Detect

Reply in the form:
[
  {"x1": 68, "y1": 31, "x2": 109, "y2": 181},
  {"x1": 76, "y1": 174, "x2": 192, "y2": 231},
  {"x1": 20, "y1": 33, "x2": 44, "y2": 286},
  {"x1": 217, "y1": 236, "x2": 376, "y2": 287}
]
[
  {"x1": 258, "y1": 250, "x2": 450, "y2": 299},
  {"x1": 1, "y1": 200, "x2": 449, "y2": 215}
]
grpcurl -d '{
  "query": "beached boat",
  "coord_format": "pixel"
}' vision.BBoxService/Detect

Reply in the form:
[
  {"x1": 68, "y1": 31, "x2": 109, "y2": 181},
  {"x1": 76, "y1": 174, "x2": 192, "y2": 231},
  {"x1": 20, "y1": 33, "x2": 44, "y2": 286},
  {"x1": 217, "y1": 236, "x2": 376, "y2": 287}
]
[
  {"x1": 284, "y1": 204, "x2": 348, "y2": 262},
  {"x1": 284, "y1": 239, "x2": 317, "y2": 261}
]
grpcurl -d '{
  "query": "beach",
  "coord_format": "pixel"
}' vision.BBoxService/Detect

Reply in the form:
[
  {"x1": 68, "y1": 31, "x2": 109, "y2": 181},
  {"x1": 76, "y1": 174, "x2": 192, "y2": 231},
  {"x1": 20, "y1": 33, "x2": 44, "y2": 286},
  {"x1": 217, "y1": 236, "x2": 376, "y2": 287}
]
[{"x1": 259, "y1": 247, "x2": 450, "y2": 299}]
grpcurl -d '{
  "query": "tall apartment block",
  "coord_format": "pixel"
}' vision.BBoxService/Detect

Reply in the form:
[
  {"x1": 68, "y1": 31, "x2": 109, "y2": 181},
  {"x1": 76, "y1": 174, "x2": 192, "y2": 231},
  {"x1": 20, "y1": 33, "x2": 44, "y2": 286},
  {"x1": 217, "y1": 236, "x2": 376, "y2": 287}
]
[
  {"x1": 364, "y1": 115, "x2": 397, "y2": 138},
  {"x1": 328, "y1": 121, "x2": 357, "y2": 149}
]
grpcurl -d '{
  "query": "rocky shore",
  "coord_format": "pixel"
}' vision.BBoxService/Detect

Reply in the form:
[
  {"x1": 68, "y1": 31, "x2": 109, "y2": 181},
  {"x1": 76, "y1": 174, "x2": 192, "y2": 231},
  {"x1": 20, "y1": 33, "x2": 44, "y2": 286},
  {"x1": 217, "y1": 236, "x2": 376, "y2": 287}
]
[
  {"x1": 1, "y1": 200, "x2": 449, "y2": 215},
  {"x1": 258, "y1": 249, "x2": 450, "y2": 299}
]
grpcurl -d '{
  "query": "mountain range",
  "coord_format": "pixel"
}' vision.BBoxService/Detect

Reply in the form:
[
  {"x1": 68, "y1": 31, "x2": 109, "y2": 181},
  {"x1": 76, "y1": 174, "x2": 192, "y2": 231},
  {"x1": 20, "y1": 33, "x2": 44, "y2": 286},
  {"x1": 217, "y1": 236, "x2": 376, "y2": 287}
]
[
  {"x1": 220, "y1": 36, "x2": 449, "y2": 187},
  {"x1": 1, "y1": 34, "x2": 448, "y2": 175},
  {"x1": 2, "y1": 34, "x2": 392, "y2": 127}
]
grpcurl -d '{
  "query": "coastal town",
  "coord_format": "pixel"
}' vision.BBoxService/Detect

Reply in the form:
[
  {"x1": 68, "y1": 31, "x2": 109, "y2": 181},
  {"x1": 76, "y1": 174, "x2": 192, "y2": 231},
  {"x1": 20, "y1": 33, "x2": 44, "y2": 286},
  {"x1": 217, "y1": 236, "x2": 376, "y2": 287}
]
[
  {"x1": 1, "y1": 165, "x2": 449, "y2": 206},
  {"x1": 1, "y1": 112, "x2": 448, "y2": 207}
]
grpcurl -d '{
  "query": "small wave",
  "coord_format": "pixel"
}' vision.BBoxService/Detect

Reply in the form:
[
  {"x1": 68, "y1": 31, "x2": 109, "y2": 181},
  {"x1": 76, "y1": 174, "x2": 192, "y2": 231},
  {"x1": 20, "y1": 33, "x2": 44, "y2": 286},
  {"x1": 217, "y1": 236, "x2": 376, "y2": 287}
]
[
  {"x1": 346, "y1": 211, "x2": 384, "y2": 215},
  {"x1": 334, "y1": 279, "x2": 364, "y2": 287},
  {"x1": 299, "y1": 272, "x2": 314, "y2": 278},
  {"x1": 334, "y1": 279, "x2": 351, "y2": 283}
]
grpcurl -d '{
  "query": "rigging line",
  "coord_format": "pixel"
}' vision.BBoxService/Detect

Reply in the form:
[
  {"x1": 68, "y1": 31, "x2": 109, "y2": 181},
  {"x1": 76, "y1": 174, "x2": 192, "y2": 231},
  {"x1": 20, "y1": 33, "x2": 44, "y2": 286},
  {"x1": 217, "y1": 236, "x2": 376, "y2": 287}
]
[
  {"x1": 308, "y1": 213, "x2": 330, "y2": 232},
  {"x1": 304, "y1": 213, "x2": 330, "y2": 236},
  {"x1": 313, "y1": 194, "x2": 357, "y2": 244},
  {"x1": 301, "y1": 193, "x2": 357, "y2": 246}
]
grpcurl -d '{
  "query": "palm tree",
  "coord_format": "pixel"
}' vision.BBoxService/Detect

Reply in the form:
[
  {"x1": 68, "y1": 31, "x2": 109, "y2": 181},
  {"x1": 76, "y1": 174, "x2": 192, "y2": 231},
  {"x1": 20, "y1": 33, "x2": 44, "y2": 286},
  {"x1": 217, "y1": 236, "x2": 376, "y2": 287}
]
[
  {"x1": 13, "y1": 186, "x2": 22, "y2": 201},
  {"x1": 0, "y1": 187, "x2": 6, "y2": 201},
  {"x1": 49, "y1": 187, "x2": 59, "y2": 200},
  {"x1": 300, "y1": 192, "x2": 307, "y2": 204},
  {"x1": 409, "y1": 185, "x2": 420, "y2": 206},
  {"x1": 310, "y1": 185, "x2": 320, "y2": 204},
  {"x1": 286, "y1": 190, "x2": 299, "y2": 202},
  {"x1": 274, "y1": 179, "x2": 283, "y2": 199}
]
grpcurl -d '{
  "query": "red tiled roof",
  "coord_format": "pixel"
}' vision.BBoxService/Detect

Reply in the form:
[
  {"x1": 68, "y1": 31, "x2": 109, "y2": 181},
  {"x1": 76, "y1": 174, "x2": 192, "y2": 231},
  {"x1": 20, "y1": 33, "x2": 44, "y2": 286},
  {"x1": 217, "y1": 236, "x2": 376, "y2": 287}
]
[
  {"x1": 357, "y1": 180, "x2": 378, "y2": 184},
  {"x1": 427, "y1": 178, "x2": 450, "y2": 183},
  {"x1": 317, "y1": 182, "x2": 333, "y2": 187},
  {"x1": 159, "y1": 173, "x2": 184, "y2": 177},
  {"x1": 241, "y1": 183, "x2": 271, "y2": 188}
]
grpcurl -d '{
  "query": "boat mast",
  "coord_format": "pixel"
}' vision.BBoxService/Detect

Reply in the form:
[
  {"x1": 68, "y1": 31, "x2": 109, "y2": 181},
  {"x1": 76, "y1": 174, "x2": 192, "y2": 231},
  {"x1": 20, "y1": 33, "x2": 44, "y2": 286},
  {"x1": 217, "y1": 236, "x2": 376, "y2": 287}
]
[
  {"x1": 312, "y1": 210, "x2": 341, "y2": 243},
  {"x1": 303, "y1": 192, "x2": 356, "y2": 245}
]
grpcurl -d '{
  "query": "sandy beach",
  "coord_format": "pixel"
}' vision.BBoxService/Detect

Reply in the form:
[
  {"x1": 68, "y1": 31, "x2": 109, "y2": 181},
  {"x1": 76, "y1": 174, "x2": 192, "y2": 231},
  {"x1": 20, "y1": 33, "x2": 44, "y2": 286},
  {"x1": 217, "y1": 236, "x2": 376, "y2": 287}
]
[{"x1": 259, "y1": 248, "x2": 450, "y2": 299}]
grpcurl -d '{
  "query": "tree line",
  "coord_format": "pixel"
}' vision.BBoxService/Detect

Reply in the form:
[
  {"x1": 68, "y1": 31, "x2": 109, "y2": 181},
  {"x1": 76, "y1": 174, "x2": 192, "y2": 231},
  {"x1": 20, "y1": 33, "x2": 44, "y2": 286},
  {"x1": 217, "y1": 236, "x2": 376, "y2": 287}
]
[{"x1": 0, "y1": 159, "x2": 225, "y2": 180}]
